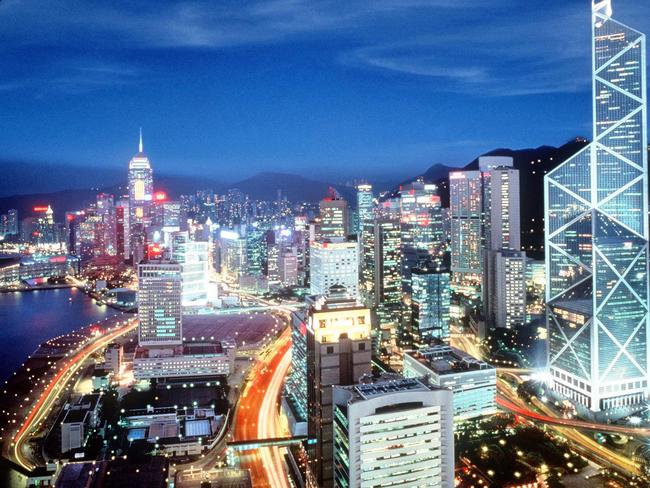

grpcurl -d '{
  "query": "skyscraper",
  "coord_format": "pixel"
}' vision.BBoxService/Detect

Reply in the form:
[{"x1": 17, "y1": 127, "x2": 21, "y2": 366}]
[
  {"x1": 171, "y1": 232, "x2": 209, "y2": 307},
  {"x1": 411, "y1": 261, "x2": 451, "y2": 348},
  {"x1": 373, "y1": 218, "x2": 403, "y2": 347},
  {"x1": 545, "y1": 0, "x2": 649, "y2": 411},
  {"x1": 305, "y1": 288, "x2": 372, "y2": 487},
  {"x1": 449, "y1": 170, "x2": 483, "y2": 294},
  {"x1": 137, "y1": 260, "x2": 183, "y2": 347},
  {"x1": 355, "y1": 184, "x2": 373, "y2": 237},
  {"x1": 319, "y1": 191, "x2": 349, "y2": 239},
  {"x1": 332, "y1": 378, "x2": 454, "y2": 488},
  {"x1": 128, "y1": 130, "x2": 154, "y2": 263}
]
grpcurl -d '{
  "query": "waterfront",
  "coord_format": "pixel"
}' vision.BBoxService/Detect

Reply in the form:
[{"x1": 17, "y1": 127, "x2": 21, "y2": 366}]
[{"x1": 0, "y1": 287, "x2": 120, "y2": 383}]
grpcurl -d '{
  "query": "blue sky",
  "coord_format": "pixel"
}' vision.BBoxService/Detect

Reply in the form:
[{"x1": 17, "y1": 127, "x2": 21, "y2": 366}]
[{"x1": 1, "y1": 0, "x2": 649, "y2": 184}]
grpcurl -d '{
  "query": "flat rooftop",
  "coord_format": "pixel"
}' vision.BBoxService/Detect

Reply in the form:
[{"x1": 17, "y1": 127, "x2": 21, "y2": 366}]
[
  {"x1": 354, "y1": 378, "x2": 429, "y2": 400},
  {"x1": 406, "y1": 345, "x2": 494, "y2": 374}
]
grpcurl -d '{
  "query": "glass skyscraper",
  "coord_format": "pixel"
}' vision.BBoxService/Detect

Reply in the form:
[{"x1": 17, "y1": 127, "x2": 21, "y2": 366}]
[{"x1": 545, "y1": 0, "x2": 649, "y2": 411}]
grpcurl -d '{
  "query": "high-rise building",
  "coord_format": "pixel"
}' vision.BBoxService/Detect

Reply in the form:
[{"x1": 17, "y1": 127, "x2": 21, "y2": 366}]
[
  {"x1": 137, "y1": 261, "x2": 182, "y2": 347},
  {"x1": 355, "y1": 184, "x2": 374, "y2": 236},
  {"x1": 493, "y1": 250, "x2": 527, "y2": 330},
  {"x1": 373, "y1": 218, "x2": 403, "y2": 346},
  {"x1": 411, "y1": 261, "x2": 451, "y2": 348},
  {"x1": 218, "y1": 229, "x2": 247, "y2": 283},
  {"x1": 332, "y1": 378, "x2": 454, "y2": 488},
  {"x1": 310, "y1": 239, "x2": 359, "y2": 298},
  {"x1": 400, "y1": 180, "x2": 444, "y2": 295},
  {"x1": 480, "y1": 160, "x2": 525, "y2": 330},
  {"x1": 449, "y1": 171, "x2": 483, "y2": 293},
  {"x1": 545, "y1": 1, "x2": 650, "y2": 411},
  {"x1": 320, "y1": 191, "x2": 349, "y2": 239},
  {"x1": 171, "y1": 232, "x2": 209, "y2": 307},
  {"x1": 128, "y1": 130, "x2": 154, "y2": 262},
  {"x1": 305, "y1": 288, "x2": 372, "y2": 487}
]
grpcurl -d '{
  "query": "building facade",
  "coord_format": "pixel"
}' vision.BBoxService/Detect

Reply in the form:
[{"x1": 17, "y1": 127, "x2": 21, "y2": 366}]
[
  {"x1": 545, "y1": 1, "x2": 650, "y2": 411},
  {"x1": 310, "y1": 239, "x2": 359, "y2": 298},
  {"x1": 332, "y1": 378, "x2": 454, "y2": 488}
]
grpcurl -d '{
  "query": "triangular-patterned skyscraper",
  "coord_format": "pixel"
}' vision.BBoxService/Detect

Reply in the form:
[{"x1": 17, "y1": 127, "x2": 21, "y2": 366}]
[{"x1": 545, "y1": 0, "x2": 649, "y2": 412}]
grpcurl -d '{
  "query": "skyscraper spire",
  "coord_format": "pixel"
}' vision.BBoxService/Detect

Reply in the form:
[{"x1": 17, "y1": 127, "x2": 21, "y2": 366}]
[
  {"x1": 593, "y1": 0, "x2": 612, "y2": 18},
  {"x1": 139, "y1": 127, "x2": 143, "y2": 154}
]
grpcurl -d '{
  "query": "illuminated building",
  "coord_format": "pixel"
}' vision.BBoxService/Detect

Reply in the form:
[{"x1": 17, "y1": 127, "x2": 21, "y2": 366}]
[
  {"x1": 449, "y1": 171, "x2": 483, "y2": 292},
  {"x1": 310, "y1": 238, "x2": 359, "y2": 298},
  {"x1": 320, "y1": 191, "x2": 349, "y2": 239},
  {"x1": 137, "y1": 260, "x2": 182, "y2": 347},
  {"x1": 411, "y1": 261, "x2": 451, "y2": 348},
  {"x1": 245, "y1": 226, "x2": 267, "y2": 277},
  {"x1": 0, "y1": 254, "x2": 79, "y2": 288},
  {"x1": 0, "y1": 209, "x2": 18, "y2": 237},
  {"x1": 128, "y1": 130, "x2": 154, "y2": 262},
  {"x1": 400, "y1": 180, "x2": 444, "y2": 296},
  {"x1": 171, "y1": 231, "x2": 209, "y2": 307},
  {"x1": 279, "y1": 247, "x2": 299, "y2": 286},
  {"x1": 480, "y1": 159, "x2": 524, "y2": 330},
  {"x1": 356, "y1": 183, "x2": 374, "y2": 236},
  {"x1": 493, "y1": 250, "x2": 527, "y2": 329},
  {"x1": 305, "y1": 287, "x2": 372, "y2": 487},
  {"x1": 545, "y1": 1, "x2": 650, "y2": 411},
  {"x1": 283, "y1": 309, "x2": 309, "y2": 436},
  {"x1": 403, "y1": 345, "x2": 497, "y2": 423},
  {"x1": 332, "y1": 378, "x2": 454, "y2": 488},
  {"x1": 218, "y1": 229, "x2": 247, "y2": 283},
  {"x1": 373, "y1": 218, "x2": 403, "y2": 347}
]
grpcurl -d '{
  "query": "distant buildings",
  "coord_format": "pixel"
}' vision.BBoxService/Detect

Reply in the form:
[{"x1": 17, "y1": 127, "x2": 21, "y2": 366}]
[
  {"x1": 0, "y1": 253, "x2": 79, "y2": 288},
  {"x1": 403, "y1": 345, "x2": 497, "y2": 423},
  {"x1": 309, "y1": 239, "x2": 359, "y2": 299},
  {"x1": 332, "y1": 378, "x2": 454, "y2": 488}
]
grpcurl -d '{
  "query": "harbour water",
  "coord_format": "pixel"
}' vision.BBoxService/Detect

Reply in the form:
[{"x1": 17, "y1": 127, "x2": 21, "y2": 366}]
[{"x1": 0, "y1": 287, "x2": 120, "y2": 383}]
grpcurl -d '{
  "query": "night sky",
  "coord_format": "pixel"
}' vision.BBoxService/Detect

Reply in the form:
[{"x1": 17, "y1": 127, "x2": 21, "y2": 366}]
[{"x1": 2, "y1": 0, "x2": 650, "y2": 185}]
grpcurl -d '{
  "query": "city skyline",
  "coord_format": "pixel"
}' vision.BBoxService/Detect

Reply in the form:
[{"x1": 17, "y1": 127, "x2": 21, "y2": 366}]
[{"x1": 3, "y1": 1, "x2": 650, "y2": 187}]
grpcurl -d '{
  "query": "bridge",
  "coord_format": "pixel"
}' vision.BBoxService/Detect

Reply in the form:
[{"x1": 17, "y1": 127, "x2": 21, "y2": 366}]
[{"x1": 227, "y1": 436, "x2": 307, "y2": 451}]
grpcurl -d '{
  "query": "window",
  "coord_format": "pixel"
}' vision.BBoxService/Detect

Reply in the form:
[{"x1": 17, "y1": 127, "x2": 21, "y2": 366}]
[
  {"x1": 358, "y1": 343, "x2": 366, "y2": 351},
  {"x1": 327, "y1": 346, "x2": 334, "y2": 354}
]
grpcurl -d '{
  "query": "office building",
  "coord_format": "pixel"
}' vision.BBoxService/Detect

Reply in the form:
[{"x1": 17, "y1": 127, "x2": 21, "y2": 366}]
[
  {"x1": 128, "y1": 130, "x2": 154, "y2": 262},
  {"x1": 320, "y1": 192, "x2": 349, "y2": 239},
  {"x1": 449, "y1": 171, "x2": 483, "y2": 292},
  {"x1": 404, "y1": 345, "x2": 497, "y2": 422},
  {"x1": 356, "y1": 184, "x2": 374, "y2": 236},
  {"x1": 545, "y1": 1, "x2": 650, "y2": 411},
  {"x1": 373, "y1": 218, "x2": 403, "y2": 345},
  {"x1": 137, "y1": 261, "x2": 182, "y2": 347},
  {"x1": 411, "y1": 261, "x2": 451, "y2": 348},
  {"x1": 283, "y1": 308, "x2": 309, "y2": 436},
  {"x1": 400, "y1": 180, "x2": 444, "y2": 296},
  {"x1": 333, "y1": 378, "x2": 454, "y2": 488},
  {"x1": 171, "y1": 232, "x2": 209, "y2": 307},
  {"x1": 493, "y1": 250, "x2": 527, "y2": 329},
  {"x1": 219, "y1": 229, "x2": 247, "y2": 283},
  {"x1": 310, "y1": 238, "x2": 359, "y2": 298},
  {"x1": 306, "y1": 288, "x2": 372, "y2": 487}
]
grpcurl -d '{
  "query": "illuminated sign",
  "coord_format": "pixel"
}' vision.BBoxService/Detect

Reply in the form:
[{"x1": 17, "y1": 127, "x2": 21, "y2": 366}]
[
  {"x1": 33, "y1": 206, "x2": 49, "y2": 212},
  {"x1": 154, "y1": 191, "x2": 168, "y2": 202}
]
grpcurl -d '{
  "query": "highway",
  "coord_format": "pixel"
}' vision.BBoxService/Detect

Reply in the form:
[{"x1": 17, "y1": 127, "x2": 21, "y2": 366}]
[
  {"x1": 233, "y1": 327, "x2": 292, "y2": 487},
  {"x1": 8, "y1": 317, "x2": 138, "y2": 471}
]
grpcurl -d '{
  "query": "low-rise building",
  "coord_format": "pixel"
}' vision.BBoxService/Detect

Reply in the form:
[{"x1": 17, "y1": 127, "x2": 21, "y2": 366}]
[
  {"x1": 403, "y1": 345, "x2": 497, "y2": 422},
  {"x1": 60, "y1": 394, "x2": 101, "y2": 454},
  {"x1": 133, "y1": 341, "x2": 235, "y2": 380}
]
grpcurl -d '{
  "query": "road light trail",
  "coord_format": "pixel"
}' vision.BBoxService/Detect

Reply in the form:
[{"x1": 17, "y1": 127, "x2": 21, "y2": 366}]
[{"x1": 10, "y1": 319, "x2": 138, "y2": 470}]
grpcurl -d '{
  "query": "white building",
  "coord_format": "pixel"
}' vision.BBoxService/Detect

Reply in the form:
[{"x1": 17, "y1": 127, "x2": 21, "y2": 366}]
[
  {"x1": 494, "y1": 250, "x2": 527, "y2": 329},
  {"x1": 171, "y1": 232, "x2": 209, "y2": 307},
  {"x1": 403, "y1": 345, "x2": 497, "y2": 423},
  {"x1": 133, "y1": 341, "x2": 235, "y2": 380},
  {"x1": 310, "y1": 238, "x2": 359, "y2": 298},
  {"x1": 332, "y1": 378, "x2": 454, "y2": 488},
  {"x1": 60, "y1": 394, "x2": 101, "y2": 454},
  {"x1": 137, "y1": 261, "x2": 183, "y2": 347}
]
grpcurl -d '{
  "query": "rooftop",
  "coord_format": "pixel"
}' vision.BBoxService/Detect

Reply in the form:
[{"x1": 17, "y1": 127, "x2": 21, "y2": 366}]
[
  {"x1": 353, "y1": 378, "x2": 430, "y2": 400},
  {"x1": 406, "y1": 345, "x2": 494, "y2": 374}
]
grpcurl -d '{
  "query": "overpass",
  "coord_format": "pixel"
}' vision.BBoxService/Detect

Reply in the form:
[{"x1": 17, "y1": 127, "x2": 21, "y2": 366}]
[{"x1": 227, "y1": 436, "x2": 307, "y2": 451}]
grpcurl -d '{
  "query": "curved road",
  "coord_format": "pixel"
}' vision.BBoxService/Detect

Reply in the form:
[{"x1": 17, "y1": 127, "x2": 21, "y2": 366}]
[{"x1": 9, "y1": 318, "x2": 138, "y2": 471}]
